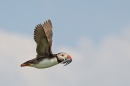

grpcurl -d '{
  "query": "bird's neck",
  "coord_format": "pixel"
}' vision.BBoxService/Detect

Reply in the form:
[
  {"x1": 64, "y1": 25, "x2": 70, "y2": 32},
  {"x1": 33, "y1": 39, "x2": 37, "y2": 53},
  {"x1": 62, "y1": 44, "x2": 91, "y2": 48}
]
[{"x1": 55, "y1": 56, "x2": 62, "y2": 63}]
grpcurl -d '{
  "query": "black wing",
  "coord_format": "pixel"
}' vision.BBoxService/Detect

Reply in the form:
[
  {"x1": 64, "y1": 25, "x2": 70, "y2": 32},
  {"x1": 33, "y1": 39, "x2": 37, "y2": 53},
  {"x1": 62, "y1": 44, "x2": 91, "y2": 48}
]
[{"x1": 34, "y1": 20, "x2": 53, "y2": 56}]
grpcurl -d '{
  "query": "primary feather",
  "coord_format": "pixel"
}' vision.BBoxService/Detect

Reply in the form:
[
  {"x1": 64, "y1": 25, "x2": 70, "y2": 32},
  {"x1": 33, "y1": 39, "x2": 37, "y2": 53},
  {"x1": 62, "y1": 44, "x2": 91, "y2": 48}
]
[{"x1": 34, "y1": 20, "x2": 53, "y2": 56}]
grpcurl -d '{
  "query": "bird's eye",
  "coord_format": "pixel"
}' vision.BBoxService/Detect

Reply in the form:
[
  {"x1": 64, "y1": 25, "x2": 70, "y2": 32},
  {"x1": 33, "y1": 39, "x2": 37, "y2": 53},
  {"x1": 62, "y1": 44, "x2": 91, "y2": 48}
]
[{"x1": 61, "y1": 54, "x2": 64, "y2": 56}]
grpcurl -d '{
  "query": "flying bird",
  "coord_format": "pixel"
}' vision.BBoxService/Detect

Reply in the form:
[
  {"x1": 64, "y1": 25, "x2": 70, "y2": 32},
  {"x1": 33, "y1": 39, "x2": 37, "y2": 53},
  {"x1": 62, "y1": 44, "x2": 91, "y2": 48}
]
[{"x1": 21, "y1": 20, "x2": 72, "y2": 69}]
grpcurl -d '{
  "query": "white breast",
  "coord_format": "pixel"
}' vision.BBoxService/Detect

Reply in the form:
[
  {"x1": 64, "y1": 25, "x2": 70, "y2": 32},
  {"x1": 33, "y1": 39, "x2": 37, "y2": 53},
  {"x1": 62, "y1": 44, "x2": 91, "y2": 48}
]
[{"x1": 33, "y1": 58, "x2": 58, "y2": 69}]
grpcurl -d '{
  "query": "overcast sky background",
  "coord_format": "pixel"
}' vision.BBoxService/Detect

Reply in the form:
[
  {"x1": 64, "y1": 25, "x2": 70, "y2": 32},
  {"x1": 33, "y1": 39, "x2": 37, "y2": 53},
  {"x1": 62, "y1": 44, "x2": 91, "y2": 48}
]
[{"x1": 0, "y1": 0, "x2": 130, "y2": 86}]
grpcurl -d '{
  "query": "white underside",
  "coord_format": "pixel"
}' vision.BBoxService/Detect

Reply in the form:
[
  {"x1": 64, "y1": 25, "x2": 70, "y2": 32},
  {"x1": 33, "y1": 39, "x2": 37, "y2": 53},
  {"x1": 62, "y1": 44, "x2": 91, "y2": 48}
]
[{"x1": 32, "y1": 58, "x2": 58, "y2": 69}]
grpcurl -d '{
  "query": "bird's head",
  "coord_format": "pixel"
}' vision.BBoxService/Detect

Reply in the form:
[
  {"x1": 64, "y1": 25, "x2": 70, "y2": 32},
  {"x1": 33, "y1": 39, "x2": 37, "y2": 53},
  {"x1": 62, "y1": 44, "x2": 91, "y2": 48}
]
[{"x1": 57, "y1": 52, "x2": 72, "y2": 66}]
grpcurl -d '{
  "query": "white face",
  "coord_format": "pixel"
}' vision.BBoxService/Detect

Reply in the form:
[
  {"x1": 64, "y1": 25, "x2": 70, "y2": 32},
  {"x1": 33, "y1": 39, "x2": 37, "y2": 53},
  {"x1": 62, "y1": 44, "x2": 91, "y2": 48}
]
[
  {"x1": 57, "y1": 52, "x2": 72, "y2": 66},
  {"x1": 57, "y1": 52, "x2": 68, "y2": 61}
]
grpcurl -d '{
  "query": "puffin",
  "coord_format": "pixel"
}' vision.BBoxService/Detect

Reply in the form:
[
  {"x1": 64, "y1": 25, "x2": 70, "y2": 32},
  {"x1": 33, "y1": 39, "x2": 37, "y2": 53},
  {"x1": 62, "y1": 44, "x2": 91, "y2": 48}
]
[{"x1": 21, "y1": 19, "x2": 72, "y2": 69}]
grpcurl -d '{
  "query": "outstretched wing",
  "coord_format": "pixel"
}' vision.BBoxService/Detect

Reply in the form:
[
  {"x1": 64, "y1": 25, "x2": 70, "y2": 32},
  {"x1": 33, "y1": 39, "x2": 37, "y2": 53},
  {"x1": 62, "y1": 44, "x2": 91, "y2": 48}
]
[{"x1": 34, "y1": 20, "x2": 53, "y2": 56}]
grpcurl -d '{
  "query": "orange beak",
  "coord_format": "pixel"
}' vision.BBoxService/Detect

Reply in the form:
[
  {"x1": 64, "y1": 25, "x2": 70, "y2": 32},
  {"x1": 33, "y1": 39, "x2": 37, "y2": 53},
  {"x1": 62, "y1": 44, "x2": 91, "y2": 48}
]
[
  {"x1": 21, "y1": 63, "x2": 32, "y2": 67},
  {"x1": 67, "y1": 54, "x2": 72, "y2": 60},
  {"x1": 63, "y1": 54, "x2": 72, "y2": 66}
]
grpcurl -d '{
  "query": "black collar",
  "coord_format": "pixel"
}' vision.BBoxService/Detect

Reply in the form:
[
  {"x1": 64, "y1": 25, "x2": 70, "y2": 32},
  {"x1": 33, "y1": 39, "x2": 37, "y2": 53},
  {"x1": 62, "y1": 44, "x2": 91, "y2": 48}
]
[{"x1": 56, "y1": 56, "x2": 62, "y2": 63}]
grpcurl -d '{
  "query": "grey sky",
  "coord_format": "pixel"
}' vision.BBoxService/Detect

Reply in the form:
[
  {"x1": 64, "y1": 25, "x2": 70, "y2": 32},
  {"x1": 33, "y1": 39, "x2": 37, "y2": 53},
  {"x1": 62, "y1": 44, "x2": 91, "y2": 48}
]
[
  {"x1": 0, "y1": 0, "x2": 130, "y2": 86},
  {"x1": 0, "y1": 0, "x2": 130, "y2": 46}
]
